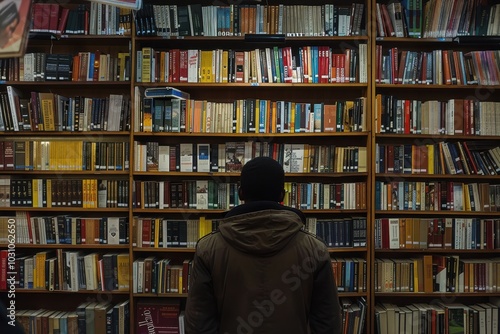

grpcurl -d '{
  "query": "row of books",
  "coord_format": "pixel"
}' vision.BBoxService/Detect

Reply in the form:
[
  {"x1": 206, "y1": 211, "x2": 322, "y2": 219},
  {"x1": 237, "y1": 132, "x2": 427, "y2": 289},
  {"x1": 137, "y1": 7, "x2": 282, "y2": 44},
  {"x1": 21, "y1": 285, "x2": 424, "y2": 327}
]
[
  {"x1": 2, "y1": 250, "x2": 129, "y2": 292},
  {"x1": 375, "y1": 301, "x2": 500, "y2": 334},
  {"x1": 375, "y1": 142, "x2": 500, "y2": 176},
  {"x1": 331, "y1": 258, "x2": 367, "y2": 293},
  {"x1": 134, "y1": 141, "x2": 367, "y2": 174},
  {"x1": 0, "y1": 177, "x2": 129, "y2": 208},
  {"x1": 376, "y1": 48, "x2": 500, "y2": 85},
  {"x1": 132, "y1": 180, "x2": 367, "y2": 211},
  {"x1": 137, "y1": 45, "x2": 368, "y2": 84},
  {"x1": 374, "y1": 256, "x2": 500, "y2": 293},
  {"x1": 16, "y1": 300, "x2": 130, "y2": 334},
  {"x1": 133, "y1": 257, "x2": 191, "y2": 294},
  {"x1": 2, "y1": 51, "x2": 131, "y2": 82},
  {"x1": 375, "y1": 95, "x2": 500, "y2": 136},
  {"x1": 376, "y1": 0, "x2": 500, "y2": 38},
  {"x1": 374, "y1": 217, "x2": 500, "y2": 250},
  {"x1": 375, "y1": 181, "x2": 500, "y2": 212},
  {"x1": 375, "y1": 1, "x2": 422, "y2": 38},
  {"x1": 0, "y1": 88, "x2": 131, "y2": 132},
  {"x1": 135, "y1": 3, "x2": 365, "y2": 37},
  {"x1": 30, "y1": 3, "x2": 132, "y2": 36},
  {"x1": 0, "y1": 140, "x2": 130, "y2": 171},
  {"x1": 72, "y1": 51, "x2": 131, "y2": 82},
  {"x1": 133, "y1": 217, "x2": 219, "y2": 249},
  {"x1": 306, "y1": 217, "x2": 367, "y2": 248},
  {"x1": 136, "y1": 94, "x2": 367, "y2": 134},
  {"x1": 340, "y1": 298, "x2": 367, "y2": 334},
  {"x1": 0, "y1": 213, "x2": 129, "y2": 246}
]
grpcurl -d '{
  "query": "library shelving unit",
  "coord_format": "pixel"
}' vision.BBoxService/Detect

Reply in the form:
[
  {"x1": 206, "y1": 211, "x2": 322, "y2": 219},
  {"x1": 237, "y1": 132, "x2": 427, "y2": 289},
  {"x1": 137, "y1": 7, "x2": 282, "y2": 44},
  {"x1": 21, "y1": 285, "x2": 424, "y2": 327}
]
[
  {"x1": 372, "y1": 0, "x2": 500, "y2": 332},
  {"x1": 130, "y1": 0, "x2": 372, "y2": 332},
  {"x1": 0, "y1": 2, "x2": 135, "y2": 331}
]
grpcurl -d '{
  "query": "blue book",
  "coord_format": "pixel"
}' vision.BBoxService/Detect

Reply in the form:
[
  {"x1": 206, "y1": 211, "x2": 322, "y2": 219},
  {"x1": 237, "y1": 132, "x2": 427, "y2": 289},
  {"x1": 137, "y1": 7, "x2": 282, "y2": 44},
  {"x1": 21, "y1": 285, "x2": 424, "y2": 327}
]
[
  {"x1": 144, "y1": 87, "x2": 190, "y2": 99},
  {"x1": 259, "y1": 99, "x2": 266, "y2": 133}
]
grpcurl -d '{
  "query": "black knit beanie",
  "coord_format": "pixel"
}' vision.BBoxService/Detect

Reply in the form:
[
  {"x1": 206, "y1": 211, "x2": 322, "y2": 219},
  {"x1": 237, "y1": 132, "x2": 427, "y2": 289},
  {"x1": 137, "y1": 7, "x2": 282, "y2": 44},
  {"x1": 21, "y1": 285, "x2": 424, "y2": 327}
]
[{"x1": 240, "y1": 157, "x2": 285, "y2": 202}]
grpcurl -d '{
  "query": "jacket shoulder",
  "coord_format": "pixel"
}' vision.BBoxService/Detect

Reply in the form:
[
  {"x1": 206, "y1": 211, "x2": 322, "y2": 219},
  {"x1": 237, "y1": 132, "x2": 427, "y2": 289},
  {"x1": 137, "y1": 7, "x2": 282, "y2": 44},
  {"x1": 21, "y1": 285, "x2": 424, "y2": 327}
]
[
  {"x1": 298, "y1": 229, "x2": 328, "y2": 247},
  {"x1": 195, "y1": 229, "x2": 221, "y2": 250}
]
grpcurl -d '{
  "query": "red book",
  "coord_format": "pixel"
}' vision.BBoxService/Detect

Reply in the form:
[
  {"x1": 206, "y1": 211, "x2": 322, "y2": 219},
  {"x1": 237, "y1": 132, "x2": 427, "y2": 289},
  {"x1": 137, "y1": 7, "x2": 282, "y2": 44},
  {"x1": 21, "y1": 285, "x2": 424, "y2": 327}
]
[
  {"x1": 49, "y1": 3, "x2": 60, "y2": 34},
  {"x1": 0, "y1": 141, "x2": 4, "y2": 169},
  {"x1": 235, "y1": 51, "x2": 245, "y2": 83},
  {"x1": 463, "y1": 99, "x2": 470, "y2": 135},
  {"x1": 485, "y1": 219, "x2": 494, "y2": 250},
  {"x1": 386, "y1": 144, "x2": 394, "y2": 173},
  {"x1": 403, "y1": 99, "x2": 411, "y2": 134},
  {"x1": 170, "y1": 49, "x2": 181, "y2": 83},
  {"x1": 0, "y1": 250, "x2": 7, "y2": 290},
  {"x1": 453, "y1": 99, "x2": 464, "y2": 134},
  {"x1": 80, "y1": 218, "x2": 86, "y2": 244},
  {"x1": 136, "y1": 300, "x2": 180, "y2": 334},
  {"x1": 57, "y1": 7, "x2": 70, "y2": 34},
  {"x1": 179, "y1": 50, "x2": 188, "y2": 82},
  {"x1": 3, "y1": 141, "x2": 14, "y2": 170},
  {"x1": 141, "y1": 218, "x2": 151, "y2": 248},
  {"x1": 381, "y1": 218, "x2": 389, "y2": 249},
  {"x1": 182, "y1": 259, "x2": 190, "y2": 293}
]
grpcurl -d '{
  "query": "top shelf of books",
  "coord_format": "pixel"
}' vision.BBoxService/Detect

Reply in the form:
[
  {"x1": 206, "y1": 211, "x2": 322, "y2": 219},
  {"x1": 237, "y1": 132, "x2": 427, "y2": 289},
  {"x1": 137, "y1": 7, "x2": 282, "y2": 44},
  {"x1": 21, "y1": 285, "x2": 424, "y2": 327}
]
[{"x1": 134, "y1": 3, "x2": 367, "y2": 38}]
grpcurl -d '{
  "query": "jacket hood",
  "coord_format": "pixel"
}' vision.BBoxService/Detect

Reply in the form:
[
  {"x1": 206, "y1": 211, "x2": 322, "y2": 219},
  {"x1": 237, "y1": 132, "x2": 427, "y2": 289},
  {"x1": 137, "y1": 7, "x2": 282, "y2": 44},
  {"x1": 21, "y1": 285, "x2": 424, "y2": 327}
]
[{"x1": 218, "y1": 204, "x2": 304, "y2": 256}]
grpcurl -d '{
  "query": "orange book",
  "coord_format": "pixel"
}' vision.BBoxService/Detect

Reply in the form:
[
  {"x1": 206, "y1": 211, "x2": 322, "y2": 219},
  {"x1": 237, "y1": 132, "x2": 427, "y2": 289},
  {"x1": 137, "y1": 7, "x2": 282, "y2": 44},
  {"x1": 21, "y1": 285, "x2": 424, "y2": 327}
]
[
  {"x1": 322, "y1": 104, "x2": 336, "y2": 132},
  {"x1": 442, "y1": 50, "x2": 452, "y2": 84},
  {"x1": 192, "y1": 100, "x2": 203, "y2": 133},
  {"x1": 423, "y1": 255, "x2": 434, "y2": 292}
]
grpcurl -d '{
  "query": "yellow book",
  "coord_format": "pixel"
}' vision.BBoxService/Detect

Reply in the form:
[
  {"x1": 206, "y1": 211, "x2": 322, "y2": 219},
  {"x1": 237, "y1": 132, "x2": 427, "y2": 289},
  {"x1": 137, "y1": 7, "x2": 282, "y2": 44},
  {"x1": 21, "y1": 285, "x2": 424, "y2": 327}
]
[
  {"x1": 270, "y1": 101, "x2": 277, "y2": 133},
  {"x1": 82, "y1": 179, "x2": 87, "y2": 208},
  {"x1": 46, "y1": 179, "x2": 52, "y2": 208},
  {"x1": 198, "y1": 216, "x2": 206, "y2": 238},
  {"x1": 236, "y1": 99, "x2": 242, "y2": 133},
  {"x1": 290, "y1": 102, "x2": 296, "y2": 133},
  {"x1": 412, "y1": 257, "x2": 419, "y2": 292},
  {"x1": 154, "y1": 218, "x2": 160, "y2": 248},
  {"x1": 200, "y1": 50, "x2": 213, "y2": 83},
  {"x1": 38, "y1": 93, "x2": 56, "y2": 131},
  {"x1": 117, "y1": 253, "x2": 130, "y2": 291},
  {"x1": 91, "y1": 142, "x2": 97, "y2": 171},
  {"x1": 141, "y1": 47, "x2": 152, "y2": 83},
  {"x1": 32, "y1": 179, "x2": 38, "y2": 208},
  {"x1": 255, "y1": 99, "x2": 260, "y2": 133},
  {"x1": 427, "y1": 144, "x2": 435, "y2": 174},
  {"x1": 221, "y1": 50, "x2": 229, "y2": 83},
  {"x1": 464, "y1": 184, "x2": 471, "y2": 211},
  {"x1": 358, "y1": 147, "x2": 367, "y2": 173},
  {"x1": 118, "y1": 52, "x2": 129, "y2": 81}
]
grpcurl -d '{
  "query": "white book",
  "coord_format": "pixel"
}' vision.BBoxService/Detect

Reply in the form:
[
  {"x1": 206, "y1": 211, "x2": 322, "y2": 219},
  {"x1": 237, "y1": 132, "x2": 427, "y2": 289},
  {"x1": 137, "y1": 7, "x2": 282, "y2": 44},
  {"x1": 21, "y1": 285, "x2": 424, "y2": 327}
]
[
  {"x1": 137, "y1": 259, "x2": 144, "y2": 293},
  {"x1": 197, "y1": 144, "x2": 211, "y2": 172},
  {"x1": 107, "y1": 217, "x2": 120, "y2": 245},
  {"x1": 180, "y1": 143, "x2": 193, "y2": 172},
  {"x1": 187, "y1": 49, "x2": 199, "y2": 83},
  {"x1": 6, "y1": 86, "x2": 21, "y2": 131},
  {"x1": 158, "y1": 145, "x2": 170, "y2": 172},
  {"x1": 291, "y1": 144, "x2": 304, "y2": 173},
  {"x1": 388, "y1": 218, "x2": 400, "y2": 249},
  {"x1": 196, "y1": 180, "x2": 208, "y2": 209}
]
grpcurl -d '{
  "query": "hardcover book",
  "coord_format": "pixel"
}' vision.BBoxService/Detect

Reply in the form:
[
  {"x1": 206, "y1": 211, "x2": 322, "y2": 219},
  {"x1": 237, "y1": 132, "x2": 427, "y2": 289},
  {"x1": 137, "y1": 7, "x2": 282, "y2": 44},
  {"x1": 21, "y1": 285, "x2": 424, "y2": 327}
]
[{"x1": 136, "y1": 300, "x2": 180, "y2": 334}]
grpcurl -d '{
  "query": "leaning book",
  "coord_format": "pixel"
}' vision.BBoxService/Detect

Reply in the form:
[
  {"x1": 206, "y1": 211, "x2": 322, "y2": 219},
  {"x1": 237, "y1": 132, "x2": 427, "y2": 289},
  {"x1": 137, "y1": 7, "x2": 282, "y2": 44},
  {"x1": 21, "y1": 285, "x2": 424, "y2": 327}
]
[{"x1": 0, "y1": 0, "x2": 32, "y2": 58}]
